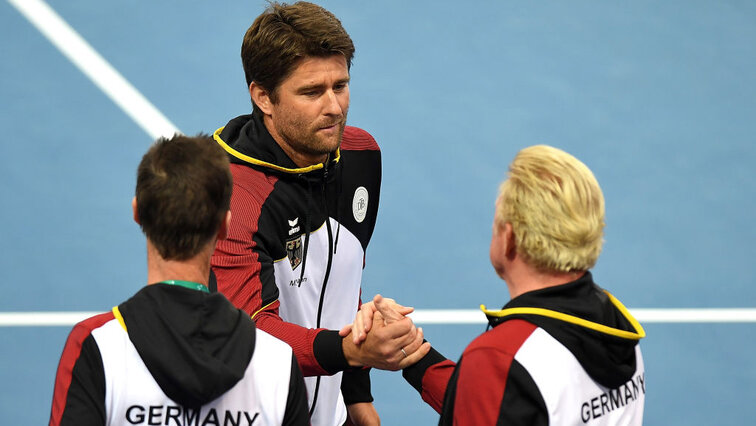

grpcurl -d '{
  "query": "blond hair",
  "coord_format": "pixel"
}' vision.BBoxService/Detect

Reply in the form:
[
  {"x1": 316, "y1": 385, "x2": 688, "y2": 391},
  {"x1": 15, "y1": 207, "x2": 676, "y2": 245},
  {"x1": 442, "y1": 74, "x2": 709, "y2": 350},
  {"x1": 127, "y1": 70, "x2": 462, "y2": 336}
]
[{"x1": 496, "y1": 145, "x2": 605, "y2": 272}]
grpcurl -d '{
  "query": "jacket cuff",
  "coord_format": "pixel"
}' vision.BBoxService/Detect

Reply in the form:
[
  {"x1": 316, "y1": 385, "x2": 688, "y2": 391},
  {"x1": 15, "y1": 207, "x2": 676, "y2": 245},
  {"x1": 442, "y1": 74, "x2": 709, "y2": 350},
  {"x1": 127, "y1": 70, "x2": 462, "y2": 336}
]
[
  {"x1": 313, "y1": 330, "x2": 350, "y2": 374},
  {"x1": 402, "y1": 346, "x2": 447, "y2": 394},
  {"x1": 341, "y1": 368, "x2": 374, "y2": 404}
]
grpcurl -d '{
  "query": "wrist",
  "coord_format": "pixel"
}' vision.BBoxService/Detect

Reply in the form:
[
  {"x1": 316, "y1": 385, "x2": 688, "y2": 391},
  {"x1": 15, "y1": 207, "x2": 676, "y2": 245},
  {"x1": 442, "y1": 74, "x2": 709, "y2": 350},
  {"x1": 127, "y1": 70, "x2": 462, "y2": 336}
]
[
  {"x1": 342, "y1": 334, "x2": 364, "y2": 367},
  {"x1": 313, "y1": 330, "x2": 352, "y2": 373}
]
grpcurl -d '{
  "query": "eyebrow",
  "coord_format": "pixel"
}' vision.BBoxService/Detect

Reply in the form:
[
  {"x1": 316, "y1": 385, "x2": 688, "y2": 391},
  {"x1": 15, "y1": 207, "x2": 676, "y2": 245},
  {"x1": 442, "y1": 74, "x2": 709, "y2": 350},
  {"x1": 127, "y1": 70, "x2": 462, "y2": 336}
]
[{"x1": 297, "y1": 77, "x2": 351, "y2": 93}]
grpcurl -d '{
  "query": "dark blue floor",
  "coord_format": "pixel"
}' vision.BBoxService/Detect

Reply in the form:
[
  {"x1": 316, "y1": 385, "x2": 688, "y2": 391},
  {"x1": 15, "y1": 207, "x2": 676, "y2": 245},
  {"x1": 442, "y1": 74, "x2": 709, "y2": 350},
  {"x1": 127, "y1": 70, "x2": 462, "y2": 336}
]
[{"x1": 2, "y1": 1, "x2": 755, "y2": 424}]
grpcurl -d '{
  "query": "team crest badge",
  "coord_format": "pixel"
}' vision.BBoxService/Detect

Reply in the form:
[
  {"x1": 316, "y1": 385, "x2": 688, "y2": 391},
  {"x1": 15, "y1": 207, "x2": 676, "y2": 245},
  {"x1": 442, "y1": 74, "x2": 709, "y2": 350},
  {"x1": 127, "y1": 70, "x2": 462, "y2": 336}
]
[
  {"x1": 286, "y1": 236, "x2": 303, "y2": 270},
  {"x1": 352, "y1": 186, "x2": 369, "y2": 223}
]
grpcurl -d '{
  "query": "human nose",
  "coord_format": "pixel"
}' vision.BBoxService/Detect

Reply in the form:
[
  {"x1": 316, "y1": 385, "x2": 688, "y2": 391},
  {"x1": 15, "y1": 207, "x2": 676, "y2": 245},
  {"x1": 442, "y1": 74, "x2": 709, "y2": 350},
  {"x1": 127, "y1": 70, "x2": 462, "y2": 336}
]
[{"x1": 322, "y1": 90, "x2": 343, "y2": 116}]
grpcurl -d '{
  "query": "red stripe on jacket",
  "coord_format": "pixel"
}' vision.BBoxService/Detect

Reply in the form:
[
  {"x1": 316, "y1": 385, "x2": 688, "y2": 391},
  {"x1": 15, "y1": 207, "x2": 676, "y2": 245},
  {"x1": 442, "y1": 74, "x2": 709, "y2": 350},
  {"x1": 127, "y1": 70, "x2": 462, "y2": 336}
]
[
  {"x1": 453, "y1": 319, "x2": 537, "y2": 425},
  {"x1": 49, "y1": 312, "x2": 114, "y2": 426},
  {"x1": 419, "y1": 319, "x2": 538, "y2": 424},
  {"x1": 212, "y1": 164, "x2": 328, "y2": 376},
  {"x1": 341, "y1": 127, "x2": 379, "y2": 151}
]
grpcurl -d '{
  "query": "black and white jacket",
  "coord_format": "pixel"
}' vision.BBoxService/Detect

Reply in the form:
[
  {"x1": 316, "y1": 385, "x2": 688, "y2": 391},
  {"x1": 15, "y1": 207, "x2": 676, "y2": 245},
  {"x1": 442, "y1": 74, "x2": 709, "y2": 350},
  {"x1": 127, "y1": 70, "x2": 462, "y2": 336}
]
[
  {"x1": 50, "y1": 283, "x2": 309, "y2": 426},
  {"x1": 403, "y1": 272, "x2": 646, "y2": 425},
  {"x1": 210, "y1": 113, "x2": 381, "y2": 426}
]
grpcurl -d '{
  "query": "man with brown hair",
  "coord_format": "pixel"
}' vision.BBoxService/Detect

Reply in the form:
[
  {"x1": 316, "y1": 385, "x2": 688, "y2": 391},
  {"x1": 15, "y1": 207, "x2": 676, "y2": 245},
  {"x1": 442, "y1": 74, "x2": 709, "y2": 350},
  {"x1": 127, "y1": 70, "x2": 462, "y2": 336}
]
[
  {"x1": 50, "y1": 135, "x2": 310, "y2": 425},
  {"x1": 210, "y1": 2, "x2": 428, "y2": 425}
]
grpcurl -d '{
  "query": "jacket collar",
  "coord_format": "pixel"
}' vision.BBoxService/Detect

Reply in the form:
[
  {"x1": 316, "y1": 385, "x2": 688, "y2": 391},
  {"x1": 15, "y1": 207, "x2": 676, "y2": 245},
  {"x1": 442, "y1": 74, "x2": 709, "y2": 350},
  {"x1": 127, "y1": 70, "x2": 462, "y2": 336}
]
[
  {"x1": 481, "y1": 272, "x2": 645, "y2": 341},
  {"x1": 214, "y1": 113, "x2": 340, "y2": 175}
]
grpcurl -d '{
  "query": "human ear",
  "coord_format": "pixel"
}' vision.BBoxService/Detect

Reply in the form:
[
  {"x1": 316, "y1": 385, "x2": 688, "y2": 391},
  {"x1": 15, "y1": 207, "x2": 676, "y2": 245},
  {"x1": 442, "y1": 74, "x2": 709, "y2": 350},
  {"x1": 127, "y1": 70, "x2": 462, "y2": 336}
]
[
  {"x1": 131, "y1": 197, "x2": 140, "y2": 225},
  {"x1": 250, "y1": 82, "x2": 273, "y2": 115},
  {"x1": 504, "y1": 222, "x2": 517, "y2": 258},
  {"x1": 217, "y1": 210, "x2": 232, "y2": 240}
]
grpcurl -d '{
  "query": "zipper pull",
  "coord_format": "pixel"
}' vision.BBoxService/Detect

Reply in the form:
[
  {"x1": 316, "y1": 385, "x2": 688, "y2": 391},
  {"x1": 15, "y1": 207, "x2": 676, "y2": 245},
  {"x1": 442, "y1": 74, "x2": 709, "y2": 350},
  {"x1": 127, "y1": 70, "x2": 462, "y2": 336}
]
[{"x1": 322, "y1": 154, "x2": 330, "y2": 180}]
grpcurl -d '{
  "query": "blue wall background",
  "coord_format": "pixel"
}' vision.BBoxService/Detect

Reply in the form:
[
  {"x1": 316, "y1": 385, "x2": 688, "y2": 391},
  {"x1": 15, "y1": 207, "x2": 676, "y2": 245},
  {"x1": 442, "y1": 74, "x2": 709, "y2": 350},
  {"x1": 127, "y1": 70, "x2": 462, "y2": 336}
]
[{"x1": 2, "y1": 1, "x2": 754, "y2": 424}]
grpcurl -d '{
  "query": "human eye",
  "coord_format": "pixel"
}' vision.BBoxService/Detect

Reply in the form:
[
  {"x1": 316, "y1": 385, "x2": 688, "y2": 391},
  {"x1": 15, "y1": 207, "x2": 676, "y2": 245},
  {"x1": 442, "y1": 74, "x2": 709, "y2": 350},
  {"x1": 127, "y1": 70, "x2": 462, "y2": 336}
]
[{"x1": 298, "y1": 84, "x2": 325, "y2": 98}]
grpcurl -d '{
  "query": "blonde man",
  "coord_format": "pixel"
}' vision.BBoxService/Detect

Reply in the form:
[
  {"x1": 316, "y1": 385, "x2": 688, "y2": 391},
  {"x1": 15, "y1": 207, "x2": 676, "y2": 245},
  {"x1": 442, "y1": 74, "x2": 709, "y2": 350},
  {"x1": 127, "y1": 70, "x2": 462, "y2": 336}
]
[{"x1": 354, "y1": 145, "x2": 647, "y2": 425}]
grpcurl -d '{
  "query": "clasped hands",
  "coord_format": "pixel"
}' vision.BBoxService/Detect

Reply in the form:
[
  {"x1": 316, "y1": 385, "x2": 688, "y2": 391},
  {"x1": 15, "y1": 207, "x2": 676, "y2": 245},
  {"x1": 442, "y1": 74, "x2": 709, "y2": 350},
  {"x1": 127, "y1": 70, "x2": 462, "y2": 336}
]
[{"x1": 340, "y1": 295, "x2": 430, "y2": 370}]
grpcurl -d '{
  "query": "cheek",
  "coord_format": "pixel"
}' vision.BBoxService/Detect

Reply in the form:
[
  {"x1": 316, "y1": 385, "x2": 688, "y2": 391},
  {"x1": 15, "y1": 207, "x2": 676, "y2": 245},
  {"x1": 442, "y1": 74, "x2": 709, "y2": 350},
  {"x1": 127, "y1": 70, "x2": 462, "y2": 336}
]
[
  {"x1": 340, "y1": 90, "x2": 350, "y2": 113},
  {"x1": 489, "y1": 237, "x2": 498, "y2": 267},
  {"x1": 274, "y1": 103, "x2": 307, "y2": 128}
]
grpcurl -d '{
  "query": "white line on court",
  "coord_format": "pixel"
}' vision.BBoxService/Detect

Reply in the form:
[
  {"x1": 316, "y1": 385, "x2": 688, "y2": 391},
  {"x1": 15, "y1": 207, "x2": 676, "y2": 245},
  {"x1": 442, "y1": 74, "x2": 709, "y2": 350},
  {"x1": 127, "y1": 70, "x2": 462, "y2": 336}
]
[
  {"x1": 2, "y1": 309, "x2": 756, "y2": 327},
  {"x1": 409, "y1": 309, "x2": 756, "y2": 324},
  {"x1": 8, "y1": 0, "x2": 180, "y2": 139}
]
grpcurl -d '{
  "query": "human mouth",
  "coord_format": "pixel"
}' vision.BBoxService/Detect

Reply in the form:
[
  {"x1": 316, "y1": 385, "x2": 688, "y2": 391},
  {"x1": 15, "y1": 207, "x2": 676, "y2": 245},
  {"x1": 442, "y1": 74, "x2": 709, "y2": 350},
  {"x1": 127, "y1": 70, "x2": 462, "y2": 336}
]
[{"x1": 318, "y1": 121, "x2": 341, "y2": 132}]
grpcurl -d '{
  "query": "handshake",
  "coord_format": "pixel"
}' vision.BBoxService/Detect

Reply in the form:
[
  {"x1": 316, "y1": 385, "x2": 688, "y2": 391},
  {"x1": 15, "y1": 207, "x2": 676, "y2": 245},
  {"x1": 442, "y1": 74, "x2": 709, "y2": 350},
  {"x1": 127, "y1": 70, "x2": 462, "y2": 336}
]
[{"x1": 339, "y1": 295, "x2": 432, "y2": 371}]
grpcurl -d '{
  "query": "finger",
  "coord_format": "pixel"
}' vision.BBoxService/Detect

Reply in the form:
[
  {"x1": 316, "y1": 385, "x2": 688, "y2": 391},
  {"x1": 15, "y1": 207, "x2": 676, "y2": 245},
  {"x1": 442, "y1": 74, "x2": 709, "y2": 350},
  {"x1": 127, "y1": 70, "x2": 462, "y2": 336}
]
[
  {"x1": 351, "y1": 301, "x2": 377, "y2": 343},
  {"x1": 379, "y1": 317, "x2": 415, "y2": 339},
  {"x1": 374, "y1": 295, "x2": 413, "y2": 317},
  {"x1": 381, "y1": 297, "x2": 414, "y2": 315},
  {"x1": 352, "y1": 311, "x2": 366, "y2": 343},
  {"x1": 360, "y1": 302, "x2": 376, "y2": 333},
  {"x1": 398, "y1": 341, "x2": 432, "y2": 369},
  {"x1": 397, "y1": 306, "x2": 414, "y2": 316},
  {"x1": 375, "y1": 297, "x2": 406, "y2": 323},
  {"x1": 398, "y1": 326, "x2": 425, "y2": 356},
  {"x1": 339, "y1": 323, "x2": 353, "y2": 337},
  {"x1": 385, "y1": 327, "x2": 426, "y2": 371}
]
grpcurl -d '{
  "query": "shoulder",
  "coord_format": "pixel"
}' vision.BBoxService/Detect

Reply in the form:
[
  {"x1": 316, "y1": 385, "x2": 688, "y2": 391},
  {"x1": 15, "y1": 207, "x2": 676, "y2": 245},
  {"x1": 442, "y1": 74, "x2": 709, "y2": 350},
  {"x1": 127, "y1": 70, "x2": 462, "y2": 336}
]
[
  {"x1": 229, "y1": 163, "x2": 279, "y2": 204},
  {"x1": 57, "y1": 312, "x2": 115, "y2": 375},
  {"x1": 69, "y1": 311, "x2": 117, "y2": 342},
  {"x1": 464, "y1": 319, "x2": 539, "y2": 357},
  {"x1": 341, "y1": 126, "x2": 380, "y2": 151},
  {"x1": 230, "y1": 163, "x2": 278, "y2": 188}
]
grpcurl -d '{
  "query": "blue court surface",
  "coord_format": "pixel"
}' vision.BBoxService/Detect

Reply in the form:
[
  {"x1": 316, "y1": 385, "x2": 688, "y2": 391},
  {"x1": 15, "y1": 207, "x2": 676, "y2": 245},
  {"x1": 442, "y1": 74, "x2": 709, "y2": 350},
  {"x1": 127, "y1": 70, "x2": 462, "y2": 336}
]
[{"x1": 2, "y1": 0, "x2": 755, "y2": 424}]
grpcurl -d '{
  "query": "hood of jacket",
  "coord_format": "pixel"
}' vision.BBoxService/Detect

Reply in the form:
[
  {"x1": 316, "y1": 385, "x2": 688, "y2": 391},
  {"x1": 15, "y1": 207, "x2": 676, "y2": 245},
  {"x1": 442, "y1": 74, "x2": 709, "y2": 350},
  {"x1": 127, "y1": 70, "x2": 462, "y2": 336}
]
[
  {"x1": 483, "y1": 272, "x2": 645, "y2": 389},
  {"x1": 213, "y1": 113, "x2": 340, "y2": 177},
  {"x1": 117, "y1": 284, "x2": 256, "y2": 407}
]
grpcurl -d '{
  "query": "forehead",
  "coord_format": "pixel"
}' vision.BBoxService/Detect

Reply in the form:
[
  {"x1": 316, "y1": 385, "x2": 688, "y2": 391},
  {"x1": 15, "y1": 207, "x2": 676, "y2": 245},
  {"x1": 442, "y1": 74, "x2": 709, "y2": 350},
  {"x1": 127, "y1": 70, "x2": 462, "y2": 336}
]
[{"x1": 281, "y1": 55, "x2": 349, "y2": 87}]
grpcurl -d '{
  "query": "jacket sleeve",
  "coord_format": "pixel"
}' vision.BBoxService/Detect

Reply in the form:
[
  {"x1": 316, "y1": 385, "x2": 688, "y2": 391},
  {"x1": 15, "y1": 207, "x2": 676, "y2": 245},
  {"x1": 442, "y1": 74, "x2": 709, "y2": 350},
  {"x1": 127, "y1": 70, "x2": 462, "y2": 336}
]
[
  {"x1": 340, "y1": 368, "x2": 374, "y2": 405},
  {"x1": 50, "y1": 324, "x2": 107, "y2": 426},
  {"x1": 212, "y1": 178, "x2": 349, "y2": 377},
  {"x1": 282, "y1": 354, "x2": 311, "y2": 426},
  {"x1": 402, "y1": 347, "x2": 454, "y2": 413}
]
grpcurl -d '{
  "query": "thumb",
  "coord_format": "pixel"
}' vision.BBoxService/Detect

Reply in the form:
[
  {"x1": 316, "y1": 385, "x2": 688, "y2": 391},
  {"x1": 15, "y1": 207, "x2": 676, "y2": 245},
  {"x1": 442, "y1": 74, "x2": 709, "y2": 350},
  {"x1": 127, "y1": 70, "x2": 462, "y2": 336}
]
[{"x1": 374, "y1": 294, "x2": 405, "y2": 323}]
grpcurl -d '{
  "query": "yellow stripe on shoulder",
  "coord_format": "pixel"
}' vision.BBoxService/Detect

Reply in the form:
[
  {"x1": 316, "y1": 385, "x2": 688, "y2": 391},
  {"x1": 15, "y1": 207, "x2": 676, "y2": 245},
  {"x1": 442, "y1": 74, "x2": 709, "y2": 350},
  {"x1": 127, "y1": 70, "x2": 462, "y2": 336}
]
[{"x1": 112, "y1": 306, "x2": 127, "y2": 332}]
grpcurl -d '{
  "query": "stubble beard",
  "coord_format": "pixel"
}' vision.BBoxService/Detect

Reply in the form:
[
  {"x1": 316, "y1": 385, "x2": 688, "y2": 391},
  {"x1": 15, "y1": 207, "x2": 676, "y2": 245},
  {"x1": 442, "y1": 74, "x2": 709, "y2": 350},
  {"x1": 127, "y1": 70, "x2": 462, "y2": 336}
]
[{"x1": 283, "y1": 114, "x2": 347, "y2": 159}]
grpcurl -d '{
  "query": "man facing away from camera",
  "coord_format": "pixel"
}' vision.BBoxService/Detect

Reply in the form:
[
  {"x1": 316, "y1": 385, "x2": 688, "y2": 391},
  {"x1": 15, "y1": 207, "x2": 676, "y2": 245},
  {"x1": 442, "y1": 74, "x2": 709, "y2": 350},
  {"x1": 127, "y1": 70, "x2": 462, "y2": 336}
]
[
  {"x1": 351, "y1": 145, "x2": 646, "y2": 425},
  {"x1": 50, "y1": 135, "x2": 310, "y2": 426},
  {"x1": 210, "y1": 2, "x2": 429, "y2": 426}
]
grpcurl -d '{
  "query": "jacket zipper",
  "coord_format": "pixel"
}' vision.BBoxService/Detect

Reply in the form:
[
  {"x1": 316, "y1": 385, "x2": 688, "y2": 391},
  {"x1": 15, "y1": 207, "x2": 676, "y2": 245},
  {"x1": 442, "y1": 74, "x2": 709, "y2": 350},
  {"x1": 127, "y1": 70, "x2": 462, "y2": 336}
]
[{"x1": 309, "y1": 160, "x2": 336, "y2": 418}]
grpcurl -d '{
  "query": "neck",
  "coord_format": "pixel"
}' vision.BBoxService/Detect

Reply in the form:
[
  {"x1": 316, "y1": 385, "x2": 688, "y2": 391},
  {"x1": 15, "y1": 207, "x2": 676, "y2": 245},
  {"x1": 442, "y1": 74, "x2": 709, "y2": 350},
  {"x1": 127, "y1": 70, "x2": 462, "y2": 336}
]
[
  {"x1": 263, "y1": 116, "x2": 328, "y2": 168},
  {"x1": 503, "y1": 257, "x2": 585, "y2": 299},
  {"x1": 145, "y1": 241, "x2": 213, "y2": 287}
]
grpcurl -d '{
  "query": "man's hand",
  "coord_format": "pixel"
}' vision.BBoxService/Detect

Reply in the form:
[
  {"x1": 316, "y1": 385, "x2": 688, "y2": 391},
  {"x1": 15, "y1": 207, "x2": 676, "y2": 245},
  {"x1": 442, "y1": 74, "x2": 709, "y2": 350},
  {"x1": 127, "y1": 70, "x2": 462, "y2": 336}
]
[
  {"x1": 342, "y1": 310, "x2": 430, "y2": 370},
  {"x1": 345, "y1": 402, "x2": 380, "y2": 426},
  {"x1": 339, "y1": 295, "x2": 414, "y2": 344}
]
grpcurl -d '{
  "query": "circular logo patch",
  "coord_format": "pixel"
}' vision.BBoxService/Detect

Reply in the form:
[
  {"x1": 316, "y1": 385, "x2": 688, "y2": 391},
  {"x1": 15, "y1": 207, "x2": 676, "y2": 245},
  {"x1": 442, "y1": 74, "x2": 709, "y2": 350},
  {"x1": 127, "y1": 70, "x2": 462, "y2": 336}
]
[{"x1": 352, "y1": 186, "x2": 369, "y2": 223}]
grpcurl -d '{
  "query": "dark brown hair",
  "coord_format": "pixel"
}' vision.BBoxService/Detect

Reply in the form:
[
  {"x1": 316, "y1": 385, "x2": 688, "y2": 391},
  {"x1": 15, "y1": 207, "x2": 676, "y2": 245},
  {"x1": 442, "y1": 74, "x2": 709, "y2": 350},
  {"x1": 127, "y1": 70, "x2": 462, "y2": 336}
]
[
  {"x1": 135, "y1": 134, "x2": 232, "y2": 260},
  {"x1": 241, "y1": 1, "x2": 355, "y2": 106}
]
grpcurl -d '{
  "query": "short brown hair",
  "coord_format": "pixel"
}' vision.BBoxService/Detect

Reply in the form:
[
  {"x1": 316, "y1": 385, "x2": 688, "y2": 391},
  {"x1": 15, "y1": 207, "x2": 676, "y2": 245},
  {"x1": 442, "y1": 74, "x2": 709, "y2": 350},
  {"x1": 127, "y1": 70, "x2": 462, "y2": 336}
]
[
  {"x1": 135, "y1": 134, "x2": 232, "y2": 260},
  {"x1": 241, "y1": 1, "x2": 354, "y2": 105}
]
